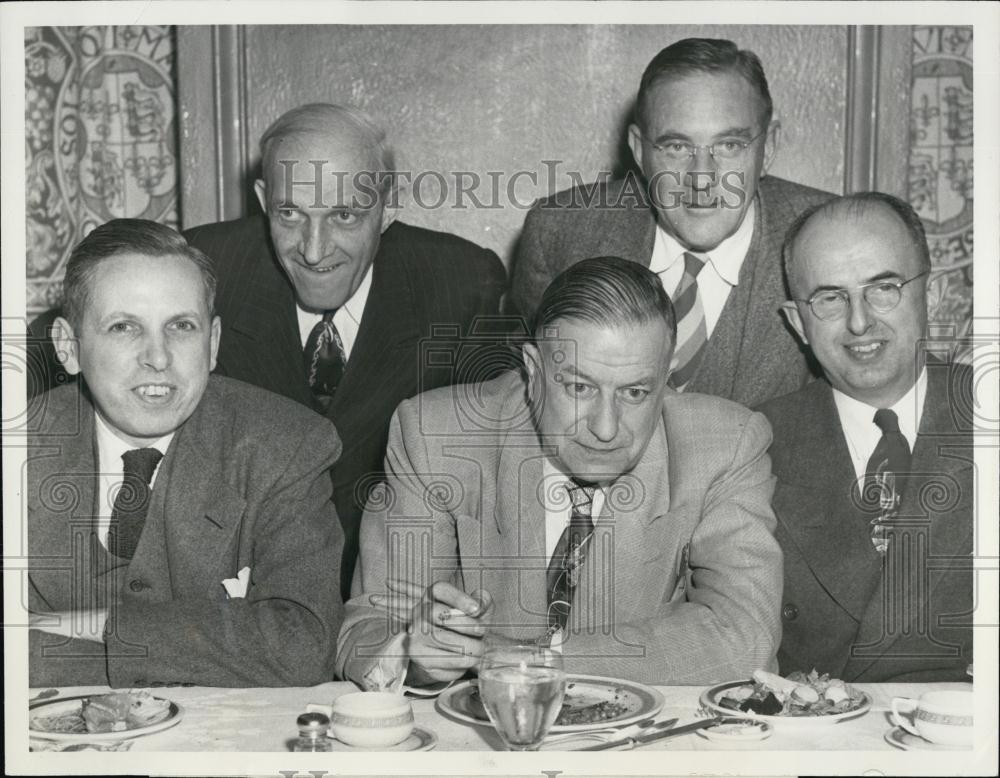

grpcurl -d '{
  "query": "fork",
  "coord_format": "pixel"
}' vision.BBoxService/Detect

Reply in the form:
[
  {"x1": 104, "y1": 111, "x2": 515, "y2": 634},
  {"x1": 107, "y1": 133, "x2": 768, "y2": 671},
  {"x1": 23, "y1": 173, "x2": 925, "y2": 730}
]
[{"x1": 543, "y1": 717, "x2": 678, "y2": 747}]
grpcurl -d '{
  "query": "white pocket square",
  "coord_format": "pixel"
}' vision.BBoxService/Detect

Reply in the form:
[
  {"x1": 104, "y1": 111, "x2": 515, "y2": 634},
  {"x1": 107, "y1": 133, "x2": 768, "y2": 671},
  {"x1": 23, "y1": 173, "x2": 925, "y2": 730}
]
[{"x1": 222, "y1": 566, "x2": 251, "y2": 599}]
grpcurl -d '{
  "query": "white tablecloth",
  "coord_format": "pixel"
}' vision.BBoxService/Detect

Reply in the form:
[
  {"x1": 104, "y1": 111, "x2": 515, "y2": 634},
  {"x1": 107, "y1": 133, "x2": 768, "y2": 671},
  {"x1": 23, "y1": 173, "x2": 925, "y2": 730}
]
[{"x1": 29, "y1": 680, "x2": 973, "y2": 752}]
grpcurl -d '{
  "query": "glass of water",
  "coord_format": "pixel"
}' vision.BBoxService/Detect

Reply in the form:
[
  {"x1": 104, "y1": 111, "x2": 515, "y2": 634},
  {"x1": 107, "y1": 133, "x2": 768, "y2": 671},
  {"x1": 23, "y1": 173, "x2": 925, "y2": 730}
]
[{"x1": 478, "y1": 642, "x2": 566, "y2": 751}]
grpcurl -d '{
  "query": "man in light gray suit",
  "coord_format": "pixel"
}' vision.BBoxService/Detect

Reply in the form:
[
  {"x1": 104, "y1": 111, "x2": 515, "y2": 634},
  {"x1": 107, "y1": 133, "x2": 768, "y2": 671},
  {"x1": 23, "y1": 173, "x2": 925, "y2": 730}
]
[
  {"x1": 510, "y1": 38, "x2": 832, "y2": 408},
  {"x1": 337, "y1": 257, "x2": 782, "y2": 688},
  {"x1": 27, "y1": 219, "x2": 345, "y2": 688}
]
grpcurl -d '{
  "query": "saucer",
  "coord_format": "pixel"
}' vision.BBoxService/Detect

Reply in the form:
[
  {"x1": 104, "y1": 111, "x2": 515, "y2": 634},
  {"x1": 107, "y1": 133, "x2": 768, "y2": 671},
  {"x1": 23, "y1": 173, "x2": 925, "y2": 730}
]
[
  {"x1": 328, "y1": 725, "x2": 436, "y2": 752},
  {"x1": 698, "y1": 719, "x2": 773, "y2": 742},
  {"x1": 884, "y1": 726, "x2": 968, "y2": 751}
]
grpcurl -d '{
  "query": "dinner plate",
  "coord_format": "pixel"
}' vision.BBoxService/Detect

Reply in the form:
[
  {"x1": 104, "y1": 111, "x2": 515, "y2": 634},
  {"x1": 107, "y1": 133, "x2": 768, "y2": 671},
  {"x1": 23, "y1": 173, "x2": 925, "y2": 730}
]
[
  {"x1": 328, "y1": 726, "x2": 437, "y2": 752},
  {"x1": 437, "y1": 674, "x2": 665, "y2": 734},
  {"x1": 29, "y1": 694, "x2": 182, "y2": 742},
  {"x1": 884, "y1": 726, "x2": 969, "y2": 751},
  {"x1": 699, "y1": 681, "x2": 871, "y2": 728}
]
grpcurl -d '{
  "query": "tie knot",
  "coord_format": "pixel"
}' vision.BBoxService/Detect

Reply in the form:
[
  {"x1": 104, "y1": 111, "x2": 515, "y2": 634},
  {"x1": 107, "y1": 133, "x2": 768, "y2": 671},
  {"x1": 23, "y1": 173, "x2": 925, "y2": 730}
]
[
  {"x1": 565, "y1": 481, "x2": 596, "y2": 517},
  {"x1": 322, "y1": 310, "x2": 337, "y2": 323},
  {"x1": 873, "y1": 408, "x2": 901, "y2": 435},
  {"x1": 122, "y1": 447, "x2": 164, "y2": 484},
  {"x1": 683, "y1": 252, "x2": 705, "y2": 278}
]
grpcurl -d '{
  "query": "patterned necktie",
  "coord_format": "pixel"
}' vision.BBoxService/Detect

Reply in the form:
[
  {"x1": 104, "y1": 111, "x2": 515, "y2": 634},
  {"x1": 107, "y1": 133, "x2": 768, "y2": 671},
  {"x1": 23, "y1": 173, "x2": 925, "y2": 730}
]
[
  {"x1": 667, "y1": 252, "x2": 708, "y2": 390},
  {"x1": 107, "y1": 447, "x2": 164, "y2": 560},
  {"x1": 546, "y1": 482, "x2": 597, "y2": 635},
  {"x1": 304, "y1": 311, "x2": 346, "y2": 412},
  {"x1": 863, "y1": 409, "x2": 912, "y2": 555}
]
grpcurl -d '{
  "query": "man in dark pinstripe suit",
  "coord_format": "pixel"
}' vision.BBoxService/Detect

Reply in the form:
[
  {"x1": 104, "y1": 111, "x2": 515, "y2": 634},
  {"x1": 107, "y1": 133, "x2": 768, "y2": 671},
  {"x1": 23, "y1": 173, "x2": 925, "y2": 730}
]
[{"x1": 184, "y1": 104, "x2": 508, "y2": 597}]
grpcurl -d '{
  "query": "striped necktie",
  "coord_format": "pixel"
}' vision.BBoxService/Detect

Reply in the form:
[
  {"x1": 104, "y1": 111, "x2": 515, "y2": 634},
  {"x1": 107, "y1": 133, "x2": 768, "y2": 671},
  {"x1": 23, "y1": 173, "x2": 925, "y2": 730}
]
[
  {"x1": 667, "y1": 252, "x2": 708, "y2": 390},
  {"x1": 546, "y1": 482, "x2": 597, "y2": 635},
  {"x1": 303, "y1": 311, "x2": 346, "y2": 412}
]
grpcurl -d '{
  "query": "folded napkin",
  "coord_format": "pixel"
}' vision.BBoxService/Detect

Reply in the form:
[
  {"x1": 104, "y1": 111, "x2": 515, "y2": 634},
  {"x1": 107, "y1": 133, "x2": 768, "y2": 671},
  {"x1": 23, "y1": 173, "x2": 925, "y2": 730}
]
[{"x1": 221, "y1": 566, "x2": 251, "y2": 599}]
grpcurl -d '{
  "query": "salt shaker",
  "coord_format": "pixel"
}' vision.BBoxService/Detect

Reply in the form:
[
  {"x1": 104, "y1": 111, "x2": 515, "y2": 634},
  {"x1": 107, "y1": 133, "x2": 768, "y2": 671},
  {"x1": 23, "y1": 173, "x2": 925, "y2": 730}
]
[{"x1": 292, "y1": 711, "x2": 333, "y2": 752}]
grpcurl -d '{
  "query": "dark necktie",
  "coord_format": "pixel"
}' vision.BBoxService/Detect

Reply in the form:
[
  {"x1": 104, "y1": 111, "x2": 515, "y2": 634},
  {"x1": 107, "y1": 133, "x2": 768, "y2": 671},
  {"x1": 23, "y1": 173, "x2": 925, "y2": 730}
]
[
  {"x1": 304, "y1": 311, "x2": 346, "y2": 412},
  {"x1": 546, "y1": 482, "x2": 597, "y2": 635},
  {"x1": 667, "y1": 252, "x2": 708, "y2": 390},
  {"x1": 107, "y1": 447, "x2": 164, "y2": 560},
  {"x1": 863, "y1": 408, "x2": 912, "y2": 554}
]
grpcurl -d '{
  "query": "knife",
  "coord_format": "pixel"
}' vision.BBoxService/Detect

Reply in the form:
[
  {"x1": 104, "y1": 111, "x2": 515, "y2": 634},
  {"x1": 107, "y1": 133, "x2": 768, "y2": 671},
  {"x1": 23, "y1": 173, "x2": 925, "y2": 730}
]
[{"x1": 579, "y1": 716, "x2": 725, "y2": 751}]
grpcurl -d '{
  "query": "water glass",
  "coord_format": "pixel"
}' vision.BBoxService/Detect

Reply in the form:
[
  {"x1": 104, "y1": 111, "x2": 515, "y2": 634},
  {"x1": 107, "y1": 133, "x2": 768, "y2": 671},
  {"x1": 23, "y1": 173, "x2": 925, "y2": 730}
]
[{"x1": 478, "y1": 643, "x2": 566, "y2": 751}]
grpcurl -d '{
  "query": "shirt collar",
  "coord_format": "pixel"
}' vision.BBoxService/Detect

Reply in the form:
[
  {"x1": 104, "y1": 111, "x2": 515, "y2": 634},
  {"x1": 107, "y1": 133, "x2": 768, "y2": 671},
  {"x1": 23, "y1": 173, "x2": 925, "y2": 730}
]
[
  {"x1": 94, "y1": 410, "x2": 174, "y2": 463},
  {"x1": 650, "y1": 199, "x2": 756, "y2": 286},
  {"x1": 831, "y1": 367, "x2": 928, "y2": 449}
]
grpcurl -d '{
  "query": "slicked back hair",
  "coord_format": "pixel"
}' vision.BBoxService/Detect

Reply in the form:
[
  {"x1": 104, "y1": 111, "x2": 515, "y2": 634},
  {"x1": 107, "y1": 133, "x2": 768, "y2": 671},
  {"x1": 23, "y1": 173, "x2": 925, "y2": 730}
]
[
  {"x1": 533, "y1": 256, "x2": 676, "y2": 345},
  {"x1": 258, "y1": 102, "x2": 396, "y2": 197},
  {"x1": 783, "y1": 191, "x2": 931, "y2": 295},
  {"x1": 62, "y1": 218, "x2": 217, "y2": 330},
  {"x1": 636, "y1": 37, "x2": 773, "y2": 131}
]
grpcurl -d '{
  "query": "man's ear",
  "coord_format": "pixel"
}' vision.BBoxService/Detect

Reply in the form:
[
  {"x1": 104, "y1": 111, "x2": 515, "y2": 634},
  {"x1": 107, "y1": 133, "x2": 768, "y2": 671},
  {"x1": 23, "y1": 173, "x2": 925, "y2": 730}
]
[
  {"x1": 761, "y1": 119, "x2": 781, "y2": 177},
  {"x1": 781, "y1": 301, "x2": 808, "y2": 345},
  {"x1": 627, "y1": 123, "x2": 645, "y2": 172},
  {"x1": 51, "y1": 316, "x2": 82, "y2": 375},
  {"x1": 209, "y1": 315, "x2": 222, "y2": 371},
  {"x1": 253, "y1": 179, "x2": 268, "y2": 215}
]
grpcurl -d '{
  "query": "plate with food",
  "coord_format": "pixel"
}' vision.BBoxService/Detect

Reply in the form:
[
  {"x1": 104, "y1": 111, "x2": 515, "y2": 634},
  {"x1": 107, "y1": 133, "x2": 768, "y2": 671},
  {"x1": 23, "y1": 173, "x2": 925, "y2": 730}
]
[
  {"x1": 437, "y1": 675, "x2": 664, "y2": 734},
  {"x1": 700, "y1": 669, "x2": 871, "y2": 727},
  {"x1": 29, "y1": 691, "x2": 182, "y2": 742}
]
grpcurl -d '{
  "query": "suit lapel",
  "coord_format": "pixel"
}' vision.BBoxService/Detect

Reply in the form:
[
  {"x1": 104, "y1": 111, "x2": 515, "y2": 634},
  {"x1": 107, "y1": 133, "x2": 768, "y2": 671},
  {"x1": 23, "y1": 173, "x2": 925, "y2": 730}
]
[
  {"x1": 775, "y1": 382, "x2": 883, "y2": 621},
  {"x1": 583, "y1": 417, "x2": 673, "y2": 627},
  {"x1": 223, "y1": 236, "x2": 311, "y2": 407},
  {"x1": 847, "y1": 364, "x2": 974, "y2": 678},
  {"x1": 126, "y1": 386, "x2": 248, "y2": 600},
  {"x1": 486, "y1": 393, "x2": 550, "y2": 637},
  {"x1": 328, "y1": 237, "x2": 421, "y2": 446},
  {"x1": 28, "y1": 397, "x2": 103, "y2": 608}
]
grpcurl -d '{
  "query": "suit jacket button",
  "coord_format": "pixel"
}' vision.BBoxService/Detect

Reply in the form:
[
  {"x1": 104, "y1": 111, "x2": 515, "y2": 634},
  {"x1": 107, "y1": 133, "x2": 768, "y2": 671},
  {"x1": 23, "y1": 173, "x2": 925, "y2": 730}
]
[
  {"x1": 782, "y1": 603, "x2": 799, "y2": 621},
  {"x1": 129, "y1": 579, "x2": 147, "y2": 592}
]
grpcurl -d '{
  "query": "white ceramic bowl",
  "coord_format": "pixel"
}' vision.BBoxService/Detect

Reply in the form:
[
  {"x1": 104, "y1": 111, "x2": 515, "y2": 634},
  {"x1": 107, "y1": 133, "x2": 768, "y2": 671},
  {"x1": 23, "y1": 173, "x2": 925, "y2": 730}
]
[{"x1": 330, "y1": 692, "x2": 414, "y2": 748}]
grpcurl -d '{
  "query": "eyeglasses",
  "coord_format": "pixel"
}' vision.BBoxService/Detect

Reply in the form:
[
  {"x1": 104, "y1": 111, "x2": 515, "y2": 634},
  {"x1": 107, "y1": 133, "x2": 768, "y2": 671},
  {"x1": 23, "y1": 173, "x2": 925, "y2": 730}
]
[
  {"x1": 795, "y1": 271, "x2": 929, "y2": 321},
  {"x1": 646, "y1": 128, "x2": 768, "y2": 163}
]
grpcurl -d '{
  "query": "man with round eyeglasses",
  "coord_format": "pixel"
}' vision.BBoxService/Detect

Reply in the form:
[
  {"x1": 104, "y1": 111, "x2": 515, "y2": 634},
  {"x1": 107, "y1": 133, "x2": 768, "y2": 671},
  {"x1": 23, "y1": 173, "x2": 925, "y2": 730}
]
[
  {"x1": 757, "y1": 192, "x2": 973, "y2": 682},
  {"x1": 510, "y1": 37, "x2": 834, "y2": 409}
]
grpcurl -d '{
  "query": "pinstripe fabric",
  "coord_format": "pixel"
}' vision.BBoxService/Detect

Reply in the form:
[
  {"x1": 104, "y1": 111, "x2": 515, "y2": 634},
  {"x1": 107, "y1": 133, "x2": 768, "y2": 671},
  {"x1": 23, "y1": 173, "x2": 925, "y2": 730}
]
[{"x1": 184, "y1": 216, "x2": 508, "y2": 596}]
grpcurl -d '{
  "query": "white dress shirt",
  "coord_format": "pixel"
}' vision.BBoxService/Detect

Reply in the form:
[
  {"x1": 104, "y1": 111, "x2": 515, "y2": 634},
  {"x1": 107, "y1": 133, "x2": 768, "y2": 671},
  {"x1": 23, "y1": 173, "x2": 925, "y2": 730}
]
[
  {"x1": 94, "y1": 413, "x2": 173, "y2": 550},
  {"x1": 295, "y1": 262, "x2": 374, "y2": 360},
  {"x1": 832, "y1": 368, "x2": 928, "y2": 479},
  {"x1": 649, "y1": 200, "x2": 757, "y2": 338}
]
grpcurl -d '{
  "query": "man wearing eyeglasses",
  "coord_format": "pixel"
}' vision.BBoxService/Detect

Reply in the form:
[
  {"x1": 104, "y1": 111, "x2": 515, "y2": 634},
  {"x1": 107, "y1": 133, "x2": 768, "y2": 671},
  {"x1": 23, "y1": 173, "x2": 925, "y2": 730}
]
[
  {"x1": 509, "y1": 38, "x2": 833, "y2": 408},
  {"x1": 757, "y1": 192, "x2": 973, "y2": 682}
]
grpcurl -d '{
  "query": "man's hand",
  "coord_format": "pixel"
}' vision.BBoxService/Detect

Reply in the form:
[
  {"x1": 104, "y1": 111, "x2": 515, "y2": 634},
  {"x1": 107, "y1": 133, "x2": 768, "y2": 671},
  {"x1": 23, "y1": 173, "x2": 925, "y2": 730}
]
[
  {"x1": 371, "y1": 580, "x2": 493, "y2": 684},
  {"x1": 29, "y1": 609, "x2": 108, "y2": 643}
]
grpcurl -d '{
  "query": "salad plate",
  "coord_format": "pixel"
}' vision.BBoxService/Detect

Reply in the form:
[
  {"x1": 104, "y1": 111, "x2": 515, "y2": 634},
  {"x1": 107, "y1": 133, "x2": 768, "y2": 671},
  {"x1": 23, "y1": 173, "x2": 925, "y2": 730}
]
[
  {"x1": 29, "y1": 693, "x2": 182, "y2": 742},
  {"x1": 700, "y1": 673, "x2": 871, "y2": 728},
  {"x1": 437, "y1": 674, "x2": 664, "y2": 733}
]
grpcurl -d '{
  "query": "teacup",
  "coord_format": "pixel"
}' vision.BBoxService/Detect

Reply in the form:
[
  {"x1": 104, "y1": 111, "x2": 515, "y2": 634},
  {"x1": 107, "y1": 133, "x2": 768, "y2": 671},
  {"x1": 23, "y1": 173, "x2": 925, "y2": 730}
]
[
  {"x1": 891, "y1": 690, "x2": 973, "y2": 746},
  {"x1": 329, "y1": 691, "x2": 414, "y2": 748}
]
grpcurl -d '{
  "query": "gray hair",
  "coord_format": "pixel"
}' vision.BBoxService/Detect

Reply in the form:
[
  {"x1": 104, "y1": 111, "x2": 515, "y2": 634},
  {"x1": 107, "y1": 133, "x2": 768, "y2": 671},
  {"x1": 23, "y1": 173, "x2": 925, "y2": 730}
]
[{"x1": 258, "y1": 103, "x2": 396, "y2": 197}]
